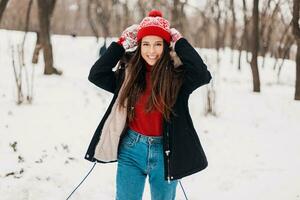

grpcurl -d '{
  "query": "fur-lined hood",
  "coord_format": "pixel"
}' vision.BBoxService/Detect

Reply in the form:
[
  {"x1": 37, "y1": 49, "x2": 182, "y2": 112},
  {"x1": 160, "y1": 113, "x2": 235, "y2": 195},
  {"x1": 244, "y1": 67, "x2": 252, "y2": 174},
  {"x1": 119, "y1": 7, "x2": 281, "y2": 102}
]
[{"x1": 169, "y1": 46, "x2": 183, "y2": 68}]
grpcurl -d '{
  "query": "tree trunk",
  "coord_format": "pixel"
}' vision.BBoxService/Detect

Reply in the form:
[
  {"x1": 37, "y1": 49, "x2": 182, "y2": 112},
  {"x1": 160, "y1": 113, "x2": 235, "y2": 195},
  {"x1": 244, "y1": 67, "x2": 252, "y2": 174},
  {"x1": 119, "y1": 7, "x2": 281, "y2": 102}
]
[
  {"x1": 292, "y1": 0, "x2": 300, "y2": 100},
  {"x1": 22, "y1": 0, "x2": 33, "y2": 60},
  {"x1": 222, "y1": 8, "x2": 228, "y2": 48},
  {"x1": 261, "y1": 0, "x2": 280, "y2": 69},
  {"x1": 95, "y1": 0, "x2": 112, "y2": 38},
  {"x1": 171, "y1": 0, "x2": 180, "y2": 28},
  {"x1": 87, "y1": 0, "x2": 99, "y2": 40},
  {"x1": 214, "y1": 0, "x2": 221, "y2": 63},
  {"x1": 259, "y1": 0, "x2": 272, "y2": 58},
  {"x1": 137, "y1": 0, "x2": 147, "y2": 19},
  {"x1": 250, "y1": 0, "x2": 260, "y2": 92},
  {"x1": 0, "y1": 0, "x2": 9, "y2": 23},
  {"x1": 171, "y1": 0, "x2": 184, "y2": 33},
  {"x1": 295, "y1": 39, "x2": 300, "y2": 100},
  {"x1": 242, "y1": 0, "x2": 251, "y2": 63},
  {"x1": 123, "y1": 0, "x2": 130, "y2": 28},
  {"x1": 238, "y1": 0, "x2": 248, "y2": 70},
  {"x1": 230, "y1": 0, "x2": 236, "y2": 50},
  {"x1": 37, "y1": 0, "x2": 61, "y2": 75},
  {"x1": 238, "y1": 38, "x2": 243, "y2": 70},
  {"x1": 32, "y1": 32, "x2": 41, "y2": 64},
  {"x1": 272, "y1": 21, "x2": 292, "y2": 70},
  {"x1": 277, "y1": 37, "x2": 294, "y2": 82}
]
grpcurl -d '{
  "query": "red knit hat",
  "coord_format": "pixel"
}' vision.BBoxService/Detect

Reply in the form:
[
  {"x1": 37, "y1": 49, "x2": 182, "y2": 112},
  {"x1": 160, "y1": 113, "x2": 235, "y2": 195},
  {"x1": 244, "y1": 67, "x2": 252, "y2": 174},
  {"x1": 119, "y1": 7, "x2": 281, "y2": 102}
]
[{"x1": 137, "y1": 10, "x2": 171, "y2": 44}]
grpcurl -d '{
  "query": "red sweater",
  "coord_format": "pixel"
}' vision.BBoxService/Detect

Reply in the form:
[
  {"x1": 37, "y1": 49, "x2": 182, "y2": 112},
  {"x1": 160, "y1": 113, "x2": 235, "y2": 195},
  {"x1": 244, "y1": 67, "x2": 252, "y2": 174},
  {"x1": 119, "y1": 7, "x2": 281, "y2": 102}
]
[{"x1": 128, "y1": 65, "x2": 163, "y2": 136}]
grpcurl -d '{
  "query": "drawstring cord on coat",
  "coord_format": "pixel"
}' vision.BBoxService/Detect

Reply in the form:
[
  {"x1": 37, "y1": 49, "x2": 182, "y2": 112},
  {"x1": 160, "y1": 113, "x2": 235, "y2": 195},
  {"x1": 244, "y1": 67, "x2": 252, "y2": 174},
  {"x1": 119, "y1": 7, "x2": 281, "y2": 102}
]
[
  {"x1": 179, "y1": 180, "x2": 189, "y2": 200},
  {"x1": 66, "y1": 162, "x2": 97, "y2": 200},
  {"x1": 65, "y1": 162, "x2": 189, "y2": 200}
]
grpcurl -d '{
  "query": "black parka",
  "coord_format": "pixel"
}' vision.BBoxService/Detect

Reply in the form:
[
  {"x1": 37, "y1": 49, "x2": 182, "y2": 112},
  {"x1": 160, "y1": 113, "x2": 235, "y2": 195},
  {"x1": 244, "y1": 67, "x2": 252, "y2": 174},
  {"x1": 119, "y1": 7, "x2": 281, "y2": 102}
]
[{"x1": 85, "y1": 38, "x2": 212, "y2": 181}]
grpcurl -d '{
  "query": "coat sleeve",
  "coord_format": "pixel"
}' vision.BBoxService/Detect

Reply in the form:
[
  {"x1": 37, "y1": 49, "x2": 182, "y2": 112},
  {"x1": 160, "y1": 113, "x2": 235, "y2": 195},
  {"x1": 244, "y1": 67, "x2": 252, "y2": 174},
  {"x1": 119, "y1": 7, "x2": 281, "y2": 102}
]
[
  {"x1": 174, "y1": 38, "x2": 212, "y2": 94},
  {"x1": 88, "y1": 42, "x2": 125, "y2": 93}
]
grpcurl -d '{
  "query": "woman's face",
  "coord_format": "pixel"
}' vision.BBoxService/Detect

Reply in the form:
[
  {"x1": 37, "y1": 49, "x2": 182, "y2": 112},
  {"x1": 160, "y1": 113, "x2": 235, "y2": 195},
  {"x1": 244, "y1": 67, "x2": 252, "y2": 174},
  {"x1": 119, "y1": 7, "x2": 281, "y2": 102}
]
[{"x1": 141, "y1": 35, "x2": 164, "y2": 66}]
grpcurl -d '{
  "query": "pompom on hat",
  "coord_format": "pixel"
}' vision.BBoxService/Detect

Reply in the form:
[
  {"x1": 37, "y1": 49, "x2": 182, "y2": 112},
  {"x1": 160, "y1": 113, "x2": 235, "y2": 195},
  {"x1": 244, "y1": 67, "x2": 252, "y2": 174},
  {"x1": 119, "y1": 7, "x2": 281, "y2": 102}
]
[{"x1": 137, "y1": 10, "x2": 171, "y2": 44}]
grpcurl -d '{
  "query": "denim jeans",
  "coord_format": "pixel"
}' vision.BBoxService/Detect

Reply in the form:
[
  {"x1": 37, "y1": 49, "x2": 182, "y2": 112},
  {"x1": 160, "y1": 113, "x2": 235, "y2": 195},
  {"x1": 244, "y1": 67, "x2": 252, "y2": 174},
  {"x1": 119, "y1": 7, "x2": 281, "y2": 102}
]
[{"x1": 116, "y1": 129, "x2": 178, "y2": 200}]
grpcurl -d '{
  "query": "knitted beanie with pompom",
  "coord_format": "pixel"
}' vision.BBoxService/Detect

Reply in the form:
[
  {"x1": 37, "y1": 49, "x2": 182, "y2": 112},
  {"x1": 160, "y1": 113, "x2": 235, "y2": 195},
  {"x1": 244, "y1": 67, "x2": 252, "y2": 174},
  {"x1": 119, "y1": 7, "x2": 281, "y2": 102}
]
[{"x1": 137, "y1": 10, "x2": 171, "y2": 44}]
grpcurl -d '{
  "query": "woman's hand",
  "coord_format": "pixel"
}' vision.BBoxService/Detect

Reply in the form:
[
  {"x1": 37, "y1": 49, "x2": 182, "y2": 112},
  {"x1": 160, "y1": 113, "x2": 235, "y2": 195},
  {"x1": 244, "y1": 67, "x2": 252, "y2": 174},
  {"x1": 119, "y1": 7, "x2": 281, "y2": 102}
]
[
  {"x1": 170, "y1": 28, "x2": 183, "y2": 44},
  {"x1": 119, "y1": 24, "x2": 139, "y2": 50}
]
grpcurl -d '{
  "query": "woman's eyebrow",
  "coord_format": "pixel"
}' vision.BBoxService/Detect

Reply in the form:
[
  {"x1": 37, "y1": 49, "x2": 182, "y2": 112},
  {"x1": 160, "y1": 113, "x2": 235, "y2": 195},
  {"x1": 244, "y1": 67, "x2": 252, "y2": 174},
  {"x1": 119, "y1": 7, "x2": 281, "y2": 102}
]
[{"x1": 142, "y1": 41, "x2": 163, "y2": 43}]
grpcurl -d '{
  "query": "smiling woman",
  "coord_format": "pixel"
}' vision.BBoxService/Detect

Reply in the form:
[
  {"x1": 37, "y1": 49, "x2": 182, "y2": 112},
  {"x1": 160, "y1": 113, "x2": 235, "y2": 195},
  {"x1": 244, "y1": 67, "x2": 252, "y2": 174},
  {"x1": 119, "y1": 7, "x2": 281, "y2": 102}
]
[
  {"x1": 141, "y1": 36, "x2": 164, "y2": 66},
  {"x1": 85, "y1": 9, "x2": 212, "y2": 200}
]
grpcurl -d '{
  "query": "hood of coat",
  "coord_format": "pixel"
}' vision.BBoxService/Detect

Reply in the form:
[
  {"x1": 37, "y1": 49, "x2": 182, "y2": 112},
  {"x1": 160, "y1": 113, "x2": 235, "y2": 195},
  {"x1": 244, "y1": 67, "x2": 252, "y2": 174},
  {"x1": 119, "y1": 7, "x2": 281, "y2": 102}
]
[{"x1": 169, "y1": 45, "x2": 182, "y2": 68}]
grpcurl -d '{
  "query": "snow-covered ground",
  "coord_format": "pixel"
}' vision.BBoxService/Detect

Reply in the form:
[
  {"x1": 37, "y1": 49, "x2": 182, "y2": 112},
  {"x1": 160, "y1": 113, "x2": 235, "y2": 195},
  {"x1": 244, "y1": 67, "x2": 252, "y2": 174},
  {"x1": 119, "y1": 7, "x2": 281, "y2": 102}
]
[{"x1": 1, "y1": 30, "x2": 299, "y2": 200}]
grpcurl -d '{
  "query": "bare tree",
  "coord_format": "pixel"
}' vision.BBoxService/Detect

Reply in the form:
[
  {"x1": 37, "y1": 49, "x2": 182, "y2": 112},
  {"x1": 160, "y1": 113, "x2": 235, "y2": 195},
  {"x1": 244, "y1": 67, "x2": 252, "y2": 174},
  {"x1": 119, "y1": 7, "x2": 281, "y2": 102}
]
[
  {"x1": 190, "y1": 3, "x2": 211, "y2": 48},
  {"x1": 213, "y1": 0, "x2": 222, "y2": 63},
  {"x1": 250, "y1": 0, "x2": 261, "y2": 92},
  {"x1": 230, "y1": 0, "x2": 236, "y2": 63},
  {"x1": 137, "y1": 0, "x2": 147, "y2": 19},
  {"x1": 292, "y1": 0, "x2": 300, "y2": 100},
  {"x1": 32, "y1": 32, "x2": 42, "y2": 64},
  {"x1": 223, "y1": 0, "x2": 233, "y2": 48},
  {"x1": 22, "y1": 0, "x2": 33, "y2": 57},
  {"x1": 260, "y1": 0, "x2": 281, "y2": 68},
  {"x1": 11, "y1": 45, "x2": 23, "y2": 104},
  {"x1": 10, "y1": 42, "x2": 34, "y2": 105},
  {"x1": 277, "y1": 34, "x2": 294, "y2": 81},
  {"x1": 37, "y1": 0, "x2": 61, "y2": 75},
  {"x1": 171, "y1": 0, "x2": 188, "y2": 35},
  {"x1": 272, "y1": 18, "x2": 292, "y2": 70},
  {"x1": 259, "y1": 0, "x2": 272, "y2": 53},
  {"x1": 238, "y1": 0, "x2": 250, "y2": 70},
  {"x1": 230, "y1": 0, "x2": 236, "y2": 46},
  {"x1": 121, "y1": 0, "x2": 130, "y2": 28},
  {"x1": 0, "y1": 0, "x2": 9, "y2": 23},
  {"x1": 87, "y1": 0, "x2": 118, "y2": 42},
  {"x1": 87, "y1": 0, "x2": 99, "y2": 40},
  {"x1": 94, "y1": 0, "x2": 113, "y2": 38}
]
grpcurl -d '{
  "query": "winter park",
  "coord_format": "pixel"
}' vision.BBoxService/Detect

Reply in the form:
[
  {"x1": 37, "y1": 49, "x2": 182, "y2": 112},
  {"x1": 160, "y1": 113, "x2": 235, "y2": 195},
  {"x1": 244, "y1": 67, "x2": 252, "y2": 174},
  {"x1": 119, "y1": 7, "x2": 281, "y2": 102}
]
[{"x1": 1, "y1": 0, "x2": 300, "y2": 200}]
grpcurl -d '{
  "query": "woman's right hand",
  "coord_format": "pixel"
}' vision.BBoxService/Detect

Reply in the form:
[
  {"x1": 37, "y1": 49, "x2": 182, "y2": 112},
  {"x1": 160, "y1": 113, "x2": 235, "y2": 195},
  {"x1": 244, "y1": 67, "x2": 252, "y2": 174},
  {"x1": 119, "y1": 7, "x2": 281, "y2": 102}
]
[
  {"x1": 119, "y1": 24, "x2": 139, "y2": 50},
  {"x1": 170, "y1": 28, "x2": 183, "y2": 44}
]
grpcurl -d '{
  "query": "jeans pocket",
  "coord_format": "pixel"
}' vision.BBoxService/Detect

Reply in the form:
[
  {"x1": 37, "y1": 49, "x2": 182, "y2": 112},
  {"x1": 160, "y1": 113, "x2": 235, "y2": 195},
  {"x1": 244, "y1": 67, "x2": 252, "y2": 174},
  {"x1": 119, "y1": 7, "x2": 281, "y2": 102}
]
[{"x1": 121, "y1": 134, "x2": 136, "y2": 148}]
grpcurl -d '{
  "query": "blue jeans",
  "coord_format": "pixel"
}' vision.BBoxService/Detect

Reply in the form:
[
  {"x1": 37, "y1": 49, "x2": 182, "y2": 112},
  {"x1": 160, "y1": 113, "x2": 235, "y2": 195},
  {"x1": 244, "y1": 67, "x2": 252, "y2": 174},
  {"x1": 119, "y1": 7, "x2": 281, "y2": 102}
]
[{"x1": 116, "y1": 129, "x2": 178, "y2": 200}]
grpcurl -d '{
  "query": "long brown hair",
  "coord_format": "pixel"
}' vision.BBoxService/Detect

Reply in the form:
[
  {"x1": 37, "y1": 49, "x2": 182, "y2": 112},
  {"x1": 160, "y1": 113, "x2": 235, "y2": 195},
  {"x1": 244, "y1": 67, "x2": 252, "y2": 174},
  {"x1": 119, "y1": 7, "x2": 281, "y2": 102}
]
[{"x1": 118, "y1": 41, "x2": 184, "y2": 121}]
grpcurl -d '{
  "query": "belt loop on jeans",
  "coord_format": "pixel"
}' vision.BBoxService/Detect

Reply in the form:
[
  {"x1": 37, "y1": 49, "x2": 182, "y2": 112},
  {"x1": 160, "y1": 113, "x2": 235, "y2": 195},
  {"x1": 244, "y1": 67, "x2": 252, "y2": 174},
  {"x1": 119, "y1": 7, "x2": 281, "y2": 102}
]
[
  {"x1": 148, "y1": 137, "x2": 154, "y2": 144},
  {"x1": 134, "y1": 132, "x2": 140, "y2": 143}
]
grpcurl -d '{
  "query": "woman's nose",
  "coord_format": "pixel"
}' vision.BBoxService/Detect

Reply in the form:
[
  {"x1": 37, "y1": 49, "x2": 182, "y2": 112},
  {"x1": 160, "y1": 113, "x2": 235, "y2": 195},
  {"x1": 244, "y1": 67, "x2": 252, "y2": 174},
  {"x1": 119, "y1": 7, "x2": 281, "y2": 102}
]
[{"x1": 149, "y1": 45, "x2": 155, "y2": 53}]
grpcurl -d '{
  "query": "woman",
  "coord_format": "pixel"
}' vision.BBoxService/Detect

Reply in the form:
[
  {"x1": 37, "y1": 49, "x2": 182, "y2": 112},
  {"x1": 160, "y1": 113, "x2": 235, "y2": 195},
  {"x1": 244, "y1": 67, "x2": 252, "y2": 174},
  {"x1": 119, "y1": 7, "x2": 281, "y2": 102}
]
[{"x1": 85, "y1": 10, "x2": 212, "y2": 200}]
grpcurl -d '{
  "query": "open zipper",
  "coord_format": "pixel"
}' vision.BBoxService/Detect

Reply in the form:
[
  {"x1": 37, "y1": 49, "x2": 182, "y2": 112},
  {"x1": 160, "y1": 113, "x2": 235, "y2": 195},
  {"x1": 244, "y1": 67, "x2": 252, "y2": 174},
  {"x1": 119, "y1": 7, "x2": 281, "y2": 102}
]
[{"x1": 164, "y1": 123, "x2": 172, "y2": 183}]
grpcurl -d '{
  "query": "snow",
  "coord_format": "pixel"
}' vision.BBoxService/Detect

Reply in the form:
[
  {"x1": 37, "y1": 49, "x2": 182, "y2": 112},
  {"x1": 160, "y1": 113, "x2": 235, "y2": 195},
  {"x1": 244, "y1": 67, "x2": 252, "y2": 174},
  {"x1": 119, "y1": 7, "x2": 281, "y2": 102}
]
[{"x1": 1, "y1": 29, "x2": 300, "y2": 200}]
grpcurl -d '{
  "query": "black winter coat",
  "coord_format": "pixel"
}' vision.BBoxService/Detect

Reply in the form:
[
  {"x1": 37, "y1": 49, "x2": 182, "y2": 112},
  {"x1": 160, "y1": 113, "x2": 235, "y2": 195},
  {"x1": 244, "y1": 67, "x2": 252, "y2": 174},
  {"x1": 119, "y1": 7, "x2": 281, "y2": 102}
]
[{"x1": 85, "y1": 38, "x2": 212, "y2": 181}]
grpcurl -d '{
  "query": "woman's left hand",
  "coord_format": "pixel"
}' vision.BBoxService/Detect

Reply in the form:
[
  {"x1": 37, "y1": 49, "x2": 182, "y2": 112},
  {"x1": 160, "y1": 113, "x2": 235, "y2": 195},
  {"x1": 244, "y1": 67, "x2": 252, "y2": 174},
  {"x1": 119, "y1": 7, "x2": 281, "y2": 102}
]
[{"x1": 170, "y1": 28, "x2": 183, "y2": 44}]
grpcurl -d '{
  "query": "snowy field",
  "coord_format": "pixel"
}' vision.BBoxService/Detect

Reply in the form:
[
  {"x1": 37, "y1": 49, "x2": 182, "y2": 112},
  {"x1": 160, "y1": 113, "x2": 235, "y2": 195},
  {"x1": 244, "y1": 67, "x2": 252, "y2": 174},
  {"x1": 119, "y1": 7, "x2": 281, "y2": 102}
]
[{"x1": 1, "y1": 30, "x2": 300, "y2": 200}]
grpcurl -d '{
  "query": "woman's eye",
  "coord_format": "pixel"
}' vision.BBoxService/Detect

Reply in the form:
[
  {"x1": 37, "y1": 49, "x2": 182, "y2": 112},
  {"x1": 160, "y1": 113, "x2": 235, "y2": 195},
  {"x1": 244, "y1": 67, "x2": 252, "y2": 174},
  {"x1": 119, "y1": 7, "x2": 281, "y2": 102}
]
[
  {"x1": 156, "y1": 43, "x2": 162, "y2": 46},
  {"x1": 142, "y1": 43, "x2": 149, "y2": 46}
]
